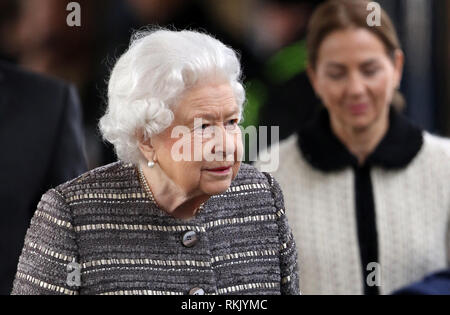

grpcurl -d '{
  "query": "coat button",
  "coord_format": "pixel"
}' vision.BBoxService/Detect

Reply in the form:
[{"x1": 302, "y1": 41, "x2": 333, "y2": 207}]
[
  {"x1": 182, "y1": 230, "x2": 198, "y2": 247},
  {"x1": 189, "y1": 287, "x2": 205, "y2": 295}
]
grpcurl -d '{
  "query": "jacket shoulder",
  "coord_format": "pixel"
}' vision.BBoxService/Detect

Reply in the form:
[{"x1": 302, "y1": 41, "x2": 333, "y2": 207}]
[
  {"x1": 232, "y1": 163, "x2": 284, "y2": 204},
  {"x1": 232, "y1": 162, "x2": 273, "y2": 187},
  {"x1": 0, "y1": 61, "x2": 69, "y2": 91},
  {"x1": 422, "y1": 133, "x2": 450, "y2": 171},
  {"x1": 54, "y1": 161, "x2": 135, "y2": 195},
  {"x1": 423, "y1": 133, "x2": 450, "y2": 156}
]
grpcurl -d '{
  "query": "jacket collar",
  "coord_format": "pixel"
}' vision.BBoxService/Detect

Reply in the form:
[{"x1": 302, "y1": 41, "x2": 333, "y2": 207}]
[{"x1": 297, "y1": 107, "x2": 423, "y2": 172}]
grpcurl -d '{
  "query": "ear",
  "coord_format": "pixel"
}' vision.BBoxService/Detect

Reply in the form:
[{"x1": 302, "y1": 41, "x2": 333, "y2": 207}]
[
  {"x1": 136, "y1": 129, "x2": 157, "y2": 163},
  {"x1": 393, "y1": 49, "x2": 405, "y2": 88},
  {"x1": 306, "y1": 64, "x2": 320, "y2": 98}
]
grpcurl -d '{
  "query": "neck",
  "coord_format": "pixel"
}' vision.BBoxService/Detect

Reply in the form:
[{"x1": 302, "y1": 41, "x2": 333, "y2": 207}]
[
  {"x1": 139, "y1": 164, "x2": 209, "y2": 220},
  {"x1": 329, "y1": 116, "x2": 389, "y2": 166}
]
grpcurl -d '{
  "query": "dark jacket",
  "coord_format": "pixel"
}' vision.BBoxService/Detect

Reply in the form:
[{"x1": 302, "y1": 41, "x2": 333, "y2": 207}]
[{"x1": 0, "y1": 61, "x2": 87, "y2": 294}]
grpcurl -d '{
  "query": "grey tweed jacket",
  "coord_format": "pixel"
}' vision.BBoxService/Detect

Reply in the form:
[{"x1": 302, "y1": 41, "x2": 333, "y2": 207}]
[{"x1": 12, "y1": 162, "x2": 299, "y2": 295}]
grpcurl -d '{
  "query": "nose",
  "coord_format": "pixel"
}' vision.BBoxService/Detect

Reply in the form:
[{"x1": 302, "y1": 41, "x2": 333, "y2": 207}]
[
  {"x1": 346, "y1": 72, "x2": 366, "y2": 97},
  {"x1": 211, "y1": 125, "x2": 235, "y2": 159}
]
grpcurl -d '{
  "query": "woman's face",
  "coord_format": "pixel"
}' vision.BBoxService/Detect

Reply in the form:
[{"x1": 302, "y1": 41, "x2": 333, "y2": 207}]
[
  {"x1": 151, "y1": 82, "x2": 242, "y2": 197},
  {"x1": 308, "y1": 28, "x2": 404, "y2": 131}
]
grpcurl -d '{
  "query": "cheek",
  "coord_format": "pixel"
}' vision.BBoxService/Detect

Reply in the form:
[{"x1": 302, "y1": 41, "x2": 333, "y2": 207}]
[
  {"x1": 173, "y1": 161, "x2": 203, "y2": 192},
  {"x1": 231, "y1": 162, "x2": 241, "y2": 180},
  {"x1": 367, "y1": 74, "x2": 395, "y2": 108},
  {"x1": 233, "y1": 130, "x2": 243, "y2": 158},
  {"x1": 232, "y1": 133, "x2": 243, "y2": 178},
  {"x1": 317, "y1": 78, "x2": 344, "y2": 106},
  {"x1": 159, "y1": 136, "x2": 201, "y2": 186},
  {"x1": 319, "y1": 87, "x2": 344, "y2": 116}
]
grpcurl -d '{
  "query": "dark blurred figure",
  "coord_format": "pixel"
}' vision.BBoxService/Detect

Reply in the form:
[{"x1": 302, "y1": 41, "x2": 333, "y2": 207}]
[
  {"x1": 0, "y1": 0, "x2": 104, "y2": 169},
  {"x1": 0, "y1": 61, "x2": 87, "y2": 294},
  {"x1": 2, "y1": 0, "x2": 96, "y2": 89}
]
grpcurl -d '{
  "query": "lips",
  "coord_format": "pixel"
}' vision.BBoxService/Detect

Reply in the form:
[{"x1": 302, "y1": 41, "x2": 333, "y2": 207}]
[
  {"x1": 206, "y1": 166, "x2": 232, "y2": 172},
  {"x1": 348, "y1": 103, "x2": 369, "y2": 115}
]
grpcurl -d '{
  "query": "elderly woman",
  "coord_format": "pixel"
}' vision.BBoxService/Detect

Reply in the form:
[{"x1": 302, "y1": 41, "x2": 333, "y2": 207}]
[
  {"x1": 12, "y1": 30, "x2": 299, "y2": 295},
  {"x1": 256, "y1": 0, "x2": 450, "y2": 295}
]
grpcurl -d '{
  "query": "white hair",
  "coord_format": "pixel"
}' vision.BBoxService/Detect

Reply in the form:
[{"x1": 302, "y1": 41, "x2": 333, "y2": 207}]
[{"x1": 99, "y1": 29, "x2": 245, "y2": 165}]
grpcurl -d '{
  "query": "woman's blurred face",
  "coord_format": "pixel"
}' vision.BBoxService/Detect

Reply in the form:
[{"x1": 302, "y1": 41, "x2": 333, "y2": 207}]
[
  {"x1": 152, "y1": 82, "x2": 242, "y2": 197},
  {"x1": 308, "y1": 28, "x2": 403, "y2": 131}
]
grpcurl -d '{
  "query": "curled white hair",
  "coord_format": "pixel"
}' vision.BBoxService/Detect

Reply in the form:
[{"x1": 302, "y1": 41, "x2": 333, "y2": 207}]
[{"x1": 99, "y1": 29, "x2": 245, "y2": 165}]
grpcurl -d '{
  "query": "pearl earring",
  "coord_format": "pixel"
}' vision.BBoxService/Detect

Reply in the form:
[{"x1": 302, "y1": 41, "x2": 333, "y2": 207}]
[{"x1": 148, "y1": 161, "x2": 155, "y2": 168}]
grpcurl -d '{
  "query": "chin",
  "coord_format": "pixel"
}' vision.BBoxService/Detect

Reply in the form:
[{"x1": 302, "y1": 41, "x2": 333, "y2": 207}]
[
  {"x1": 202, "y1": 180, "x2": 232, "y2": 196},
  {"x1": 346, "y1": 114, "x2": 375, "y2": 130}
]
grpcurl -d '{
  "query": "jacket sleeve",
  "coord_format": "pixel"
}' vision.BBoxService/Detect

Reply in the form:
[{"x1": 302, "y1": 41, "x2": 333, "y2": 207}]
[
  {"x1": 11, "y1": 189, "x2": 80, "y2": 295},
  {"x1": 264, "y1": 172, "x2": 300, "y2": 295}
]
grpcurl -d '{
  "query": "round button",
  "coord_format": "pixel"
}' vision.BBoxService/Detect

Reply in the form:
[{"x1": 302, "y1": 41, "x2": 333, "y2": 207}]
[
  {"x1": 189, "y1": 287, "x2": 205, "y2": 295},
  {"x1": 182, "y1": 230, "x2": 198, "y2": 247}
]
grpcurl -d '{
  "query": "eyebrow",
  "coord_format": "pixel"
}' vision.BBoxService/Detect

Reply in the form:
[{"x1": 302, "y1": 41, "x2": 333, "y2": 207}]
[
  {"x1": 187, "y1": 108, "x2": 240, "y2": 123},
  {"x1": 360, "y1": 59, "x2": 380, "y2": 67},
  {"x1": 326, "y1": 59, "x2": 380, "y2": 69}
]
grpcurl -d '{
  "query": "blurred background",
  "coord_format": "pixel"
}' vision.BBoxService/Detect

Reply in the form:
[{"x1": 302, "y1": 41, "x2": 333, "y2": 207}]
[{"x1": 0, "y1": 0, "x2": 449, "y2": 169}]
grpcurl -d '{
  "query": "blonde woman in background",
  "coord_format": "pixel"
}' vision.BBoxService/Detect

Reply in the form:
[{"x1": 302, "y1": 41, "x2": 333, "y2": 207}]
[{"x1": 256, "y1": 0, "x2": 450, "y2": 294}]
